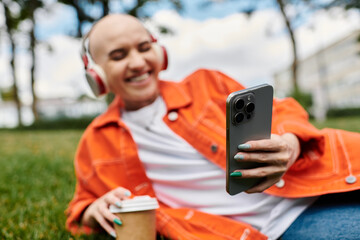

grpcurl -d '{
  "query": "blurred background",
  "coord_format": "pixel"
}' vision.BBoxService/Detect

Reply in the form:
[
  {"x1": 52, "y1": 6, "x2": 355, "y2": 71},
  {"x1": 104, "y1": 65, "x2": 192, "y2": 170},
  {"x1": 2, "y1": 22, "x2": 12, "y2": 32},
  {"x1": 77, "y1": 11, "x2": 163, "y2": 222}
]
[
  {"x1": 0, "y1": 0, "x2": 359, "y2": 128},
  {"x1": 0, "y1": 1, "x2": 359, "y2": 239}
]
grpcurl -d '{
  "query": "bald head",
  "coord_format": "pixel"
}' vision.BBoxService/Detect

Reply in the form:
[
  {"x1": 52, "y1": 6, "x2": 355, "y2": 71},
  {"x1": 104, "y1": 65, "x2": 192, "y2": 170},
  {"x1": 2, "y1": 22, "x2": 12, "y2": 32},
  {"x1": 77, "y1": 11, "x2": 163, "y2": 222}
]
[
  {"x1": 88, "y1": 14, "x2": 149, "y2": 63},
  {"x1": 82, "y1": 14, "x2": 163, "y2": 110}
]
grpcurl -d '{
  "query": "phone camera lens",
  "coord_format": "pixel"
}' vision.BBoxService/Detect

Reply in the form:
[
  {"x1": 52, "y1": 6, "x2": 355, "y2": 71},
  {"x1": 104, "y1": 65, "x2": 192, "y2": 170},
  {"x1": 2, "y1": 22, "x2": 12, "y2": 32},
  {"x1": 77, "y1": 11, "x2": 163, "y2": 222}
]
[
  {"x1": 234, "y1": 98, "x2": 245, "y2": 110},
  {"x1": 234, "y1": 112, "x2": 244, "y2": 124},
  {"x1": 245, "y1": 102, "x2": 255, "y2": 114}
]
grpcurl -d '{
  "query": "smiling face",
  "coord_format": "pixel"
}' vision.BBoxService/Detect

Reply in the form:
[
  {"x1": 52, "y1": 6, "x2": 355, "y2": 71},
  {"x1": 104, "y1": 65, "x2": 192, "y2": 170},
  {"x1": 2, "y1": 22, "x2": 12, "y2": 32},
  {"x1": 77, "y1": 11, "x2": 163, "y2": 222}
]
[{"x1": 89, "y1": 14, "x2": 162, "y2": 110}]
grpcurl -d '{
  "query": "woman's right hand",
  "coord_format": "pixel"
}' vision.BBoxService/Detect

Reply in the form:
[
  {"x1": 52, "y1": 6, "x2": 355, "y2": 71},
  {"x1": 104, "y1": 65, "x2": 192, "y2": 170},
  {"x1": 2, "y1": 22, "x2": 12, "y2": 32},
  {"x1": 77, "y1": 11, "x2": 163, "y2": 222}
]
[{"x1": 81, "y1": 187, "x2": 132, "y2": 237}]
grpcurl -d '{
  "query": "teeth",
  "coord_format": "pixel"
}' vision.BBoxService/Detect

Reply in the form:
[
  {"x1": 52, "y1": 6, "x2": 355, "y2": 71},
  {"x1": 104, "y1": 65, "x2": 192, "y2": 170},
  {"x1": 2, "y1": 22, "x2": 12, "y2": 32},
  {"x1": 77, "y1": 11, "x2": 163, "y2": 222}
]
[{"x1": 129, "y1": 73, "x2": 149, "y2": 82}]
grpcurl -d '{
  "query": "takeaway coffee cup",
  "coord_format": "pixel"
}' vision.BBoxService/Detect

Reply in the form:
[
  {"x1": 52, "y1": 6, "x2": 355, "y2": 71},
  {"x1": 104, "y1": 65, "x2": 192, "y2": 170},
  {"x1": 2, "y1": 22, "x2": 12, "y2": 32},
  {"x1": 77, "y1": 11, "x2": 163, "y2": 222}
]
[{"x1": 109, "y1": 195, "x2": 159, "y2": 240}]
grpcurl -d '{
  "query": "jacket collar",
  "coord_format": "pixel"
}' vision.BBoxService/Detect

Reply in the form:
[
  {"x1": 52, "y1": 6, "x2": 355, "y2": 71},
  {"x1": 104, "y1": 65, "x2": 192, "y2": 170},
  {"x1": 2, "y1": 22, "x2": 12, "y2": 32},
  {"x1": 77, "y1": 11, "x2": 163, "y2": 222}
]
[
  {"x1": 92, "y1": 80, "x2": 192, "y2": 129},
  {"x1": 159, "y1": 80, "x2": 192, "y2": 111}
]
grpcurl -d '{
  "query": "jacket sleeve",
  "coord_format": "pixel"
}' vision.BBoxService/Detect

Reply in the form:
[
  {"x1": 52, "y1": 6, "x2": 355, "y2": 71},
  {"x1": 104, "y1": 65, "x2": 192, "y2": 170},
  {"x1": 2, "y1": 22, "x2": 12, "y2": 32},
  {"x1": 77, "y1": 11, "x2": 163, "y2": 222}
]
[
  {"x1": 271, "y1": 97, "x2": 325, "y2": 171},
  {"x1": 65, "y1": 132, "x2": 99, "y2": 235},
  {"x1": 65, "y1": 119, "x2": 156, "y2": 234}
]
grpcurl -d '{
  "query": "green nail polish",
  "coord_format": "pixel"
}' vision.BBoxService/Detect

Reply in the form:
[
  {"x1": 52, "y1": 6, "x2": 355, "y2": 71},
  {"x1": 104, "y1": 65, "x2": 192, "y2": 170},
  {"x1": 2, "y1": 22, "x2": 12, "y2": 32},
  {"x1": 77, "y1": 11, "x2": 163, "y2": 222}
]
[
  {"x1": 230, "y1": 172, "x2": 242, "y2": 177},
  {"x1": 238, "y1": 144, "x2": 251, "y2": 150},
  {"x1": 113, "y1": 218, "x2": 122, "y2": 226},
  {"x1": 234, "y1": 154, "x2": 244, "y2": 160},
  {"x1": 125, "y1": 190, "x2": 131, "y2": 197}
]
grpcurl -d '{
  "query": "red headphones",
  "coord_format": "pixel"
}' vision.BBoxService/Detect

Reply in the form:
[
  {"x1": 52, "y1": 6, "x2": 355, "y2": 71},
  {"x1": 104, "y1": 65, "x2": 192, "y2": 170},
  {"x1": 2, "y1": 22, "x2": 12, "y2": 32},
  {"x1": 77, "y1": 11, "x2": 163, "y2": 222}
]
[{"x1": 80, "y1": 31, "x2": 168, "y2": 97}]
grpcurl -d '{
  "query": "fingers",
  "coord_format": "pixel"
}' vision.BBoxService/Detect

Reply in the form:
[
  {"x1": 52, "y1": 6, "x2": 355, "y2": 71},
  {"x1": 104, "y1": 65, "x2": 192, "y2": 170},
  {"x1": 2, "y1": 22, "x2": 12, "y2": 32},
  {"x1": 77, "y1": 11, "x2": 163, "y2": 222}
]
[
  {"x1": 231, "y1": 140, "x2": 289, "y2": 193},
  {"x1": 113, "y1": 187, "x2": 132, "y2": 200},
  {"x1": 104, "y1": 187, "x2": 132, "y2": 208},
  {"x1": 93, "y1": 208, "x2": 117, "y2": 237},
  {"x1": 230, "y1": 164, "x2": 286, "y2": 193},
  {"x1": 236, "y1": 165, "x2": 287, "y2": 178},
  {"x1": 234, "y1": 151, "x2": 290, "y2": 165},
  {"x1": 236, "y1": 133, "x2": 300, "y2": 171},
  {"x1": 231, "y1": 167, "x2": 285, "y2": 193},
  {"x1": 245, "y1": 174, "x2": 283, "y2": 193},
  {"x1": 238, "y1": 134, "x2": 286, "y2": 152},
  {"x1": 81, "y1": 187, "x2": 132, "y2": 238}
]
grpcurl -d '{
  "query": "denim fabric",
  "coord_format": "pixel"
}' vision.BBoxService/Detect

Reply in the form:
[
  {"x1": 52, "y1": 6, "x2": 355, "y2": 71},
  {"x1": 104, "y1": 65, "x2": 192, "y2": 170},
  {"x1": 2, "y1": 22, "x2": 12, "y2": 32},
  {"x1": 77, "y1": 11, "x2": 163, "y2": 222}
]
[{"x1": 281, "y1": 191, "x2": 360, "y2": 240}]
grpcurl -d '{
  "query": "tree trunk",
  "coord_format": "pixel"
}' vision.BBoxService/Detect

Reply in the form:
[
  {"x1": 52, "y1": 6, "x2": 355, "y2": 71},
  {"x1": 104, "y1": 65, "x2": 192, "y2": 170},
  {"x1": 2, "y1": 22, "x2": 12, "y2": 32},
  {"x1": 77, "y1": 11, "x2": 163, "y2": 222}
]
[
  {"x1": 277, "y1": 0, "x2": 299, "y2": 93},
  {"x1": 103, "y1": 0, "x2": 109, "y2": 16},
  {"x1": 4, "y1": 5, "x2": 22, "y2": 127},
  {"x1": 10, "y1": 38, "x2": 22, "y2": 127},
  {"x1": 30, "y1": 20, "x2": 39, "y2": 121}
]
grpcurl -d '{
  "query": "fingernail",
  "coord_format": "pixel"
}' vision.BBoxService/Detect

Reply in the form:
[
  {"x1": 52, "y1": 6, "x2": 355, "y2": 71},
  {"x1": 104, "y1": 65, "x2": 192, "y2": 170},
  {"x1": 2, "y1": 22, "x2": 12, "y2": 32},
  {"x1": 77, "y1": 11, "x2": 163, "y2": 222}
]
[
  {"x1": 115, "y1": 201, "x2": 122, "y2": 208},
  {"x1": 113, "y1": 218, "x2": 122, "y2": 226},
  {"x1": 110, "y1": 231, "x2": 117, "y2": 238},
  {"x1": 230, "y1": 172, "x2": 242, "y2": 177},
  {"x1": 238, "y1": 144, "x2": 251, "y2": 150},
  {"x1": 124, "y1": 190, "x2": 131, "y2": 197},
  {"x1": 234, "y1": 154, "x2": 244, "y2": 160}
]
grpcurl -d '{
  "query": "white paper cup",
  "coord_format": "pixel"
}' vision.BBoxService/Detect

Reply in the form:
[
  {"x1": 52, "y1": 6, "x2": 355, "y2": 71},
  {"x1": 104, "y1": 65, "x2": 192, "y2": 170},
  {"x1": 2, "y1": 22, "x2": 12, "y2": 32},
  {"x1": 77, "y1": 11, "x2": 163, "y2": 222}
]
[{"x1": 110, "y1": 195, "x2": 159, "y2": 240}]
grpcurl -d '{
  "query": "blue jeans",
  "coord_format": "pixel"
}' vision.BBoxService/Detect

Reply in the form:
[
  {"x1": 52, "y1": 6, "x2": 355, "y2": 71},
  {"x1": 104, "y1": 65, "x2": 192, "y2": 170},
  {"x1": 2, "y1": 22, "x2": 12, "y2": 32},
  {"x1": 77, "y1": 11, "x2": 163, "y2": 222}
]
[{"x1": 280, "y1": 190, "x2": 360, "y2": 240}]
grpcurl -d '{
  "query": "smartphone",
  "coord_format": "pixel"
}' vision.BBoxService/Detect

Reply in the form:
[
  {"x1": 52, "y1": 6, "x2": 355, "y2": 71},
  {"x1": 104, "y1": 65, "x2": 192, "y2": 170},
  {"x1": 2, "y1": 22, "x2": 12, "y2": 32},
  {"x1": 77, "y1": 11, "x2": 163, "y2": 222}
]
[{"x1": 226, "y1": 84, "x2": 273, "y2": 195}]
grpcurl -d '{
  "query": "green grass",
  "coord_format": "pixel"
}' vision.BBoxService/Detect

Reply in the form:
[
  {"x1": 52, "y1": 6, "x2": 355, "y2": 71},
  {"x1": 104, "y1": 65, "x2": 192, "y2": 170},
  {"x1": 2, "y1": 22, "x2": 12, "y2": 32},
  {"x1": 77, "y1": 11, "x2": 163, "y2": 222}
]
[
  {"x1": 0, "y1": 130, "x2": 110, "y2": 240},
  {"x1": 310, "y1": 116, "x2": 360, "y2": 133},
  {"x1": 0, "y1": 116, "x2": 359, "y2": 239}
]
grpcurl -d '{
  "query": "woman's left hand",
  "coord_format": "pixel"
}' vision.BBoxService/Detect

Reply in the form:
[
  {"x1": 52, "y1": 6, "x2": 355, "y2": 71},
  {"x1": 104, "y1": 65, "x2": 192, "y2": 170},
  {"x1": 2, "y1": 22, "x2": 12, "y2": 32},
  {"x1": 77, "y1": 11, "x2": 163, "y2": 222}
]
[{"x1": 231, "y1": 133, "x2": 301, "y2": 193}]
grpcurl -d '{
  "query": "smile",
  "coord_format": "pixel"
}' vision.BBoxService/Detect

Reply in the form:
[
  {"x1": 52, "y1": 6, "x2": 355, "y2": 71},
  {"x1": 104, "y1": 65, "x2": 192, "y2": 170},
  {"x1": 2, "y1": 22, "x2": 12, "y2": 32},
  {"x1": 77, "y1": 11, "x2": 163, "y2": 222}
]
[{"x1": 126, "y1": 72, "x2": 150, "y2": 83}]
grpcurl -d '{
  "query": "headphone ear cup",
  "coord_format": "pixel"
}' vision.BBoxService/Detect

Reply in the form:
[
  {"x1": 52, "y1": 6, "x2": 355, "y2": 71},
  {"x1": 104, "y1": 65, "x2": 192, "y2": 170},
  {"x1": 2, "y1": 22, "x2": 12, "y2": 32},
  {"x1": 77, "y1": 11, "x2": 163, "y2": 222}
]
[
  {"x1": 160, "y1": 45, "x2": 168, "y2": 71},
  {"x1": 85, "y1": 65, "x2": 108, "y2": 97},
  {"x1": 153, "y1": 43, "x2": 168, "y2": 71}
]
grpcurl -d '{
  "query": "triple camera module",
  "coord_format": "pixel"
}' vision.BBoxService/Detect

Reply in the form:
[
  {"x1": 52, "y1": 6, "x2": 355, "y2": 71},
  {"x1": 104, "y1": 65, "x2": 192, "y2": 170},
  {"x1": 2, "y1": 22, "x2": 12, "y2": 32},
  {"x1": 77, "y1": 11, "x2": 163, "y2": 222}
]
[{"x1": 233, "y1": 93, "x2": 255, "y2": 125}]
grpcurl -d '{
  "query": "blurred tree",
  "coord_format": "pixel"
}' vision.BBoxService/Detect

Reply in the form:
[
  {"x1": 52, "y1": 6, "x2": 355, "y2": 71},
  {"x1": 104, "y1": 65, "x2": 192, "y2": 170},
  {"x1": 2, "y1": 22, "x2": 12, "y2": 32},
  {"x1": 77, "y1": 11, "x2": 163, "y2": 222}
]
[
  {"x1": 19, "y1": 0, "x2": 44, "y2": 121},
  {"x1": 275, "y1": 0, "x2": 359, "y2": 110},
  {"x1": 201, "y1": 0, "x2": 304, "y2": 99},
  {"x1": 3, "y1": 1, "x2": 23, "y2": 126},
  {"x1": 2, "y1": 0, "x2": 45, "y2": 125},
  {"x1": 0, "y1": 87, "x2": 16, "y2": 101},
  {"x1": 202, "y1": 0, "x2": 358, "y2": 111},
  {"x1": 325, "y1": 0, "x2": 360, "y2": 42},
  {"x1": 57, "y1": 0, "x2": 97, "y2": 37},
  {"x1": 276, "y1": 0, "x2": 299, "y2": 94},
  {"x1": 58, "y1": 0, "x2": 183, "y2": 104},
  {"x1": 323, "y1": 0, "x2": 360, "y2": 10},
  {"x1": 58, "y1": 0, "x2": 183, "y2": 38}
]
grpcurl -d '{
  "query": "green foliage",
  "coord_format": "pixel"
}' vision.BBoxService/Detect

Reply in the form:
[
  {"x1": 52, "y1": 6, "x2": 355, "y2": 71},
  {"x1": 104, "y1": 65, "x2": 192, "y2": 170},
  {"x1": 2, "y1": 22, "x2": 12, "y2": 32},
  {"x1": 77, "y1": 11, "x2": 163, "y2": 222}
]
[
  {"x1": 289, "y1": 89, "x2": 313, "y2": 113},
  {"x1": 16, "y1": 116, "x2": 96, "y2": 131},
  {"x1": 0, "y1": 87, "x2": 15, "y2": 101},
  {"x1": 327, "y1": 107, "x2": 360, "y2": 118},
  {"x1": 106, "y1": 93, "x2": 115, "y2": 106}
]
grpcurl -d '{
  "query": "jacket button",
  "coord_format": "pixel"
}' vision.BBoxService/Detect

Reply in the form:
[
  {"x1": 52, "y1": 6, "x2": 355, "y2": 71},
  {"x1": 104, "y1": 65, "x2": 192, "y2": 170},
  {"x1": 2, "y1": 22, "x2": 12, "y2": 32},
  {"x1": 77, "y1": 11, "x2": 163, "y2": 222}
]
[
  {"x1": 275, "y1": 179, "x2": 285, "y2": 188},
  {"x1": 168, "y1": 112, "x2": 178, "y2": 121},
  {"x1": 345, "y1": 175, "x2": 357, "y2": 184},
  {"x1": 211, "y1": 144, "x2": 218, "y2": 153}
]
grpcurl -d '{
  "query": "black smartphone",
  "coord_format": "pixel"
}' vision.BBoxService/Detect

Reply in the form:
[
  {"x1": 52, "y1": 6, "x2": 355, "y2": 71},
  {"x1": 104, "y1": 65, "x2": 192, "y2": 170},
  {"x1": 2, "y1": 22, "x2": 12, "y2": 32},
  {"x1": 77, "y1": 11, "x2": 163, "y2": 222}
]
[{"x1": 226, "y1": 84, "x2": 273, "y2": 195}]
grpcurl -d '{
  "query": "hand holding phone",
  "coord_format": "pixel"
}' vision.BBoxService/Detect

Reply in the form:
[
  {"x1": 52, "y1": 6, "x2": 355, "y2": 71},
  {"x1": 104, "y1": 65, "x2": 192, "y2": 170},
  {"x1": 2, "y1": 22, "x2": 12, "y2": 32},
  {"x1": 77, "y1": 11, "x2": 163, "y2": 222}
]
[{"x1": 226, "y1": 84, "x2": 273, "y2": 195}]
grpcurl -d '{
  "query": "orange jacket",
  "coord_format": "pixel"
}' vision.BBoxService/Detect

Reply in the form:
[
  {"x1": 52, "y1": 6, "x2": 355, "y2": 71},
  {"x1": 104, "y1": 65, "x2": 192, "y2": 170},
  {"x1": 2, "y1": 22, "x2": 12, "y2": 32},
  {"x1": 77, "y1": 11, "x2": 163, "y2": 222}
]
[{"x1": 66, "y1": 69, "x2": 360, "y2": 239}]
